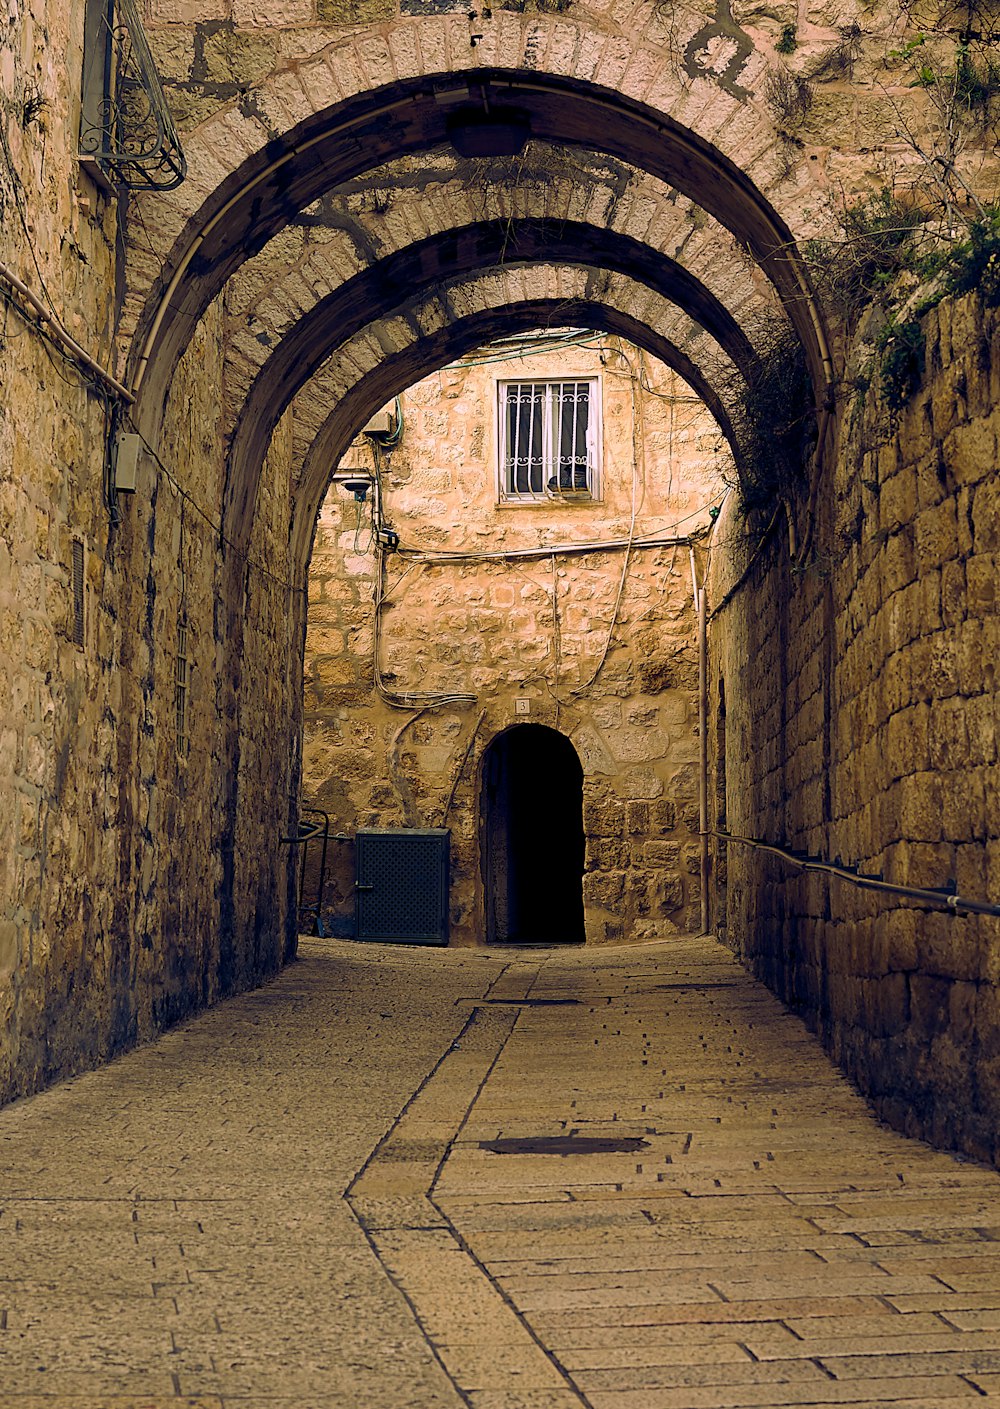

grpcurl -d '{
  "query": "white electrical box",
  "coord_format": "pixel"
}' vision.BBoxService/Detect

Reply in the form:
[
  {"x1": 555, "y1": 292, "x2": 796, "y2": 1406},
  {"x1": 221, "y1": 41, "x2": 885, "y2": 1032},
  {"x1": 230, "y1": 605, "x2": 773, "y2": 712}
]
[{"x1": 113, "y1": 432, "x2": 141, "y2": 493}]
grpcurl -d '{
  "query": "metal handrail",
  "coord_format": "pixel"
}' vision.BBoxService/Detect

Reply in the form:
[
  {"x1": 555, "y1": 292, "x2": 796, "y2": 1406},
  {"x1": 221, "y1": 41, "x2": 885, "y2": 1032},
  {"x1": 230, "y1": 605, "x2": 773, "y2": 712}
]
[
  {"x1": 280, "y1": 809, "x2": 352, "y2": 936},
  {"x1": 709, "y1": 829, "x2": 1000, "y2": 918}
]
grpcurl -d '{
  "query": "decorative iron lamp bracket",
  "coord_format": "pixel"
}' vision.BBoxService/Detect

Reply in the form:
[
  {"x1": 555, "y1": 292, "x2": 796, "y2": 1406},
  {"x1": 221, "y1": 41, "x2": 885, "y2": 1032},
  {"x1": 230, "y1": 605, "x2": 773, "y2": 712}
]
[{"x1": 79, "y1": 0, "x2": 186, "y2": 193}]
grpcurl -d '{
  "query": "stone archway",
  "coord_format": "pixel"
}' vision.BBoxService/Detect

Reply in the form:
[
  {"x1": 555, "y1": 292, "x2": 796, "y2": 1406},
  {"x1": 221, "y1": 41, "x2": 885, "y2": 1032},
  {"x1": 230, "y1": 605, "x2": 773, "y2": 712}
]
[
  {"x1": 481, "y1": 725, "x2": 585, "y2": 946},
  {"x1": 125, "y1": 66, "x2": 834, "y2": 433}
]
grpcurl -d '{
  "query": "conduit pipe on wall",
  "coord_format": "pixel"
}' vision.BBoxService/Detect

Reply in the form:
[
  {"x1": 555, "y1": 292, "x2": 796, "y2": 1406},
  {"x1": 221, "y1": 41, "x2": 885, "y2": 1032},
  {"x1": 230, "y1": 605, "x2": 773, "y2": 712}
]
[
  {"x1": 398, "y1": 530, "x2": 703, "y2": 565},
  {"x1": 0, "y1": 261, "x2": 134, "y2": 404},
  {"x1": 708, "y1": 830, "x2": 1000, "y2": 918},
  {"x1": 690, "y1": 548, "x2": 709, "y2": 935}
]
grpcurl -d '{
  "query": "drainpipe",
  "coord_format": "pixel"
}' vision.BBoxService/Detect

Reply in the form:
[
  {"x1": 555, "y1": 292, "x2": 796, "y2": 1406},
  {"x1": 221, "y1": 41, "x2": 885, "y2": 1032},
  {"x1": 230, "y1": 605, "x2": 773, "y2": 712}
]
[{"x1": 690, "y1": 549, "x2": 709, "y2": 936}]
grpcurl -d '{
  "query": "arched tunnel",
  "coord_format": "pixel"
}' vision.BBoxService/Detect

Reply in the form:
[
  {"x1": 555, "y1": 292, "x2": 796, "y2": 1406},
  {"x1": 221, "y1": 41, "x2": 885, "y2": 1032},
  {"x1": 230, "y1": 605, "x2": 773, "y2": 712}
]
[{"x1": 2, "y1": 1, "x2": 1000, "y2": 1400}]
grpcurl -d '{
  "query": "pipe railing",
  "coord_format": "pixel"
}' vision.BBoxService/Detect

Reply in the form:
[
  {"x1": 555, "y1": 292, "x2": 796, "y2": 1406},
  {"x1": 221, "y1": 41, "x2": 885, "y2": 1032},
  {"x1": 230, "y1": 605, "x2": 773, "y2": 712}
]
[
  {"x1": 708, "y1": 829, "x2": 1000, "y2": 918},
  {"x1": 280, "y1": 808, "x2": 352, "y2": 936}
]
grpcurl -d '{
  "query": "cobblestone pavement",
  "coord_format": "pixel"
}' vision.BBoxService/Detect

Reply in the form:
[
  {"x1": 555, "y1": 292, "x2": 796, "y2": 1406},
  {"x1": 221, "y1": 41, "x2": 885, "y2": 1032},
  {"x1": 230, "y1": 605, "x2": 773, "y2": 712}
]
[{"x1": 2, "y1": 936, "x2": 1000, "y2": 1408}]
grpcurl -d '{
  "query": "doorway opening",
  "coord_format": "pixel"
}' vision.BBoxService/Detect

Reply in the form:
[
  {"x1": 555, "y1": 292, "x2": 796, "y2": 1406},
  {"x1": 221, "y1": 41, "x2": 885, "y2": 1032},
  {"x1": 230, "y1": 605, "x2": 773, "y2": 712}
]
[{"x1": 482, "y1": 724, "x2": 585, "y2": 945}]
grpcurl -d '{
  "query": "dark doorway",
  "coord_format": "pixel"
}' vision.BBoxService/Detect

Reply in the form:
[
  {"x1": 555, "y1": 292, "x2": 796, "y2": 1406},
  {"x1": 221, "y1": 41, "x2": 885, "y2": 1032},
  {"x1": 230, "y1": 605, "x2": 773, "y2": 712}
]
[{"x1": 482, "y1": 724, "x2": 585, "y2": 945}]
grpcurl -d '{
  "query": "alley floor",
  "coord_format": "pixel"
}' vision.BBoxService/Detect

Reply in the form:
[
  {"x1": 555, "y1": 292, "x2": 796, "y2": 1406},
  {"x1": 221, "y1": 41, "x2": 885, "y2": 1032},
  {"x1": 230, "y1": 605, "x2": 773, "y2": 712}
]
[{"x1": 1, "y1": 936, "x2": 1000, "y2": 1408}]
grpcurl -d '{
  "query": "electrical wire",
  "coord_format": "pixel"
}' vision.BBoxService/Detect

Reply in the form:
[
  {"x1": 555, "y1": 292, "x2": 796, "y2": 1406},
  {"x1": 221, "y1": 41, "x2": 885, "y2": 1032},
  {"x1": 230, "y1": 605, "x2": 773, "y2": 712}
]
[
  {"x1": 372, "y1": 548, "x2": 477, "y2": 710},
  {"x1": 568, "y1": 369, "x2": 640, "y2": 695},
  {"x1": 396, "y1": 520, "x2": 711, "y2": 566},
  {"x1": 0, "y1": 118, "x2": 64, "y2": 322},
  {"x1": 377, "y1": 556, "x2": 421, "y2": 608},
  {"x1": 595, "y1": 336, "x2": 709, "y2": 413},
  {"x1": 550, "y1": 551, "x2": 562, "y2": 703},
  {"x1": 446, "y1": 329, "x2": 727, "y2": 481},
  {"x1": 451, "y1": 327, "x2": 601, "y2": 368},
  {"x1": 439, "y1": 708, "x2": 488, "y2": 826},
  {"x1": 707, "y1": 504, "x2": 784, "y2": 622},
  {"x1": 127, "y1": 416, "x2": 305, "y2": 596},
  {"x1": 335, "y1": 436, "x2": 479, "y2": 709},
  {"x1": 357, "y1": 357, "x2": 726, "y2": 706},
  {"x1": 352, "y1": 492, "x2": 374, "y2": 554}
]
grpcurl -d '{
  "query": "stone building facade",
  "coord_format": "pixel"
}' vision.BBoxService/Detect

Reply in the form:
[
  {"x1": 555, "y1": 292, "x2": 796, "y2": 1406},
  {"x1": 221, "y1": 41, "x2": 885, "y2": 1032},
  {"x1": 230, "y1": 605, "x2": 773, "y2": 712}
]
[{"x1": 302, "y1": 334, "x2": 725, "y2": 945}]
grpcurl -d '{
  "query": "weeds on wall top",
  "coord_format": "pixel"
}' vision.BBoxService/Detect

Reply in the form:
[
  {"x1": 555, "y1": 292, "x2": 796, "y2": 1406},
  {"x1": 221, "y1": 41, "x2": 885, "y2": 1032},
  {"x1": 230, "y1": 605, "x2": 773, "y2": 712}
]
[
  {"x1": 724, "y1": 331, "x2": 815, "y2": 518},
  {"x1": 804, "y1": 190, "x2": 926, "y2": 323},
  {"x1": 802, "y1": 27, "x2": 1000, "y2": 415},
  {"x1": 811, "y1": 196, "x2": 1000, "y2": 413}
]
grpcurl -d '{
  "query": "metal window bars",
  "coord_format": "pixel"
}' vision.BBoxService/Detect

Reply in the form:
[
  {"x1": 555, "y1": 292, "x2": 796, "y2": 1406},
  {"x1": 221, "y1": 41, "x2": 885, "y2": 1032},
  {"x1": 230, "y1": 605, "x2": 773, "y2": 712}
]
[
  {"x1": 502, "y1": 381, "x2": 593, "y2": 499},
  {"x1": 71, "y1": 540, "x2": 85, "y2": 648},
  {"x1": 174, "y1": 620, "x2": 188, "y2": 756},
  {"x1": 79, "y1": 0, "x2": 186, "y2": 192}
]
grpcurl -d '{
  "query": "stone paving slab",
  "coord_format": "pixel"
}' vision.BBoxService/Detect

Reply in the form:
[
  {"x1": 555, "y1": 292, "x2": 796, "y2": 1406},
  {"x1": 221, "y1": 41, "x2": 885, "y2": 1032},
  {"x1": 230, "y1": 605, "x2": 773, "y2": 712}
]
[{"x1": 1, "y1": 935, "x2": 1000, "y2": 1406}]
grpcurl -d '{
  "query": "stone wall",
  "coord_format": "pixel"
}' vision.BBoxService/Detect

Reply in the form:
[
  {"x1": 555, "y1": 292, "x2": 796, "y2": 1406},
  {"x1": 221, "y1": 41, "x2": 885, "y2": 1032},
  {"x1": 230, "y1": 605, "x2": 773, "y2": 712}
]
[
  {"x1": 301, "y1": 336, "x2": 726, "y2": 944},
  {"x1": 710, "y1": 289, "x2": 1000, "y2": 1163},
  {"x1": 4, "y1": 0, "x2": 1000, "y2": 1164},
  {"x1": 0, "y1": 2, "x2": 298, "y2": 1103},
  {"x1": 1, "y1": 1, "x2": 126, "y2": 1096}
]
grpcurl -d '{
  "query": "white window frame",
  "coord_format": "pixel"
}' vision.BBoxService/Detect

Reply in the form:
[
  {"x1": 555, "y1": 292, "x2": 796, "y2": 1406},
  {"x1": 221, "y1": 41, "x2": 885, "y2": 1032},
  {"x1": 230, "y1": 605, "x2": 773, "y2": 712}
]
[{"x1": 497, "y1": 378, "x2": 602, "y2": 504}]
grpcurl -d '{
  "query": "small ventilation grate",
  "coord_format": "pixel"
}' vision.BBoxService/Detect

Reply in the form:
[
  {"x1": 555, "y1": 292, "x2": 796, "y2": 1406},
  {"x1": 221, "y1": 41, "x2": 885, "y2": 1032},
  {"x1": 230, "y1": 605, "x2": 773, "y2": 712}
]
[
  {"x1": 174, "y1": 618, "x2": 188, "y2": 756},
  {"x1": 480, "y1": 1135, "x2": 651, "y2": 1155},
  {"x1": 71, "y1": 539, "x2": 85, "y2": 648},
  {"x1": 482, "y1": 998, "x2": 582, "y2": 1007}
]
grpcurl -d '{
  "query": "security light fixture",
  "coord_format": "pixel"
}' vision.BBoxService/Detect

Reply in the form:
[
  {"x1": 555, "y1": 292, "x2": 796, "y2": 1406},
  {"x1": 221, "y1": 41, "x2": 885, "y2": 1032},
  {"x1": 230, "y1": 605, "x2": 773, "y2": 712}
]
[{"x1": 340, "y1": 476, "x2": 372, "y2": 502}]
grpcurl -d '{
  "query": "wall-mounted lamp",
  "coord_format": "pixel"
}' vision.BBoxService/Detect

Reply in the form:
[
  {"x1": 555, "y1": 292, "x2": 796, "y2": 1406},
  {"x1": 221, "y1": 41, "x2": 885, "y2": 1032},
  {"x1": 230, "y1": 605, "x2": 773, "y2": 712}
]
[{"x1": 340, "y1": 477, "x2": 372, "y2": 502}]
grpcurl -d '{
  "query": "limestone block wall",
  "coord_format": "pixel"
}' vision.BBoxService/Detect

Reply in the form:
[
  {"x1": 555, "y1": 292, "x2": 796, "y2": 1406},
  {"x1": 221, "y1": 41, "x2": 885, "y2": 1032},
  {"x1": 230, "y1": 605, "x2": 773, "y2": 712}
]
[
  {"x1": 710, "y1": 290, "x2": 1000, "y2": 1163},
  {"x1": 1, "y1": 2, "x2": 130, "y2": 1097},
  {"x1": 302, "y1": 337, "x2": 726, "y2": 944},
  {"x1": 0, "y1": 3, "x2": 298, "y2": 1104}
]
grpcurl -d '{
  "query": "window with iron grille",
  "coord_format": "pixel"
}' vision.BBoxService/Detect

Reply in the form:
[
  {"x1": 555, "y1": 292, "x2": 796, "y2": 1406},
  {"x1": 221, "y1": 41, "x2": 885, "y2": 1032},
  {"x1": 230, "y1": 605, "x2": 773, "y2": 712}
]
[
  {"x1": 498, "y1": 380, "x2": 600, "y2": 501},
  {"x1": 174, "y1": 619, "x2": 189, "y2": 757},
  {"x1": 71, "y1": 539, "x2": 85, "y2": 649}
]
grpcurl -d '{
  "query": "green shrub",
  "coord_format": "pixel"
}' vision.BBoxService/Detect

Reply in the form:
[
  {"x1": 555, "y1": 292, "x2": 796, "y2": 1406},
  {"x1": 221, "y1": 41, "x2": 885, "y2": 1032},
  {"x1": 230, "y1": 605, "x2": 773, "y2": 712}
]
[
  {"x1": 804, "y1": 190, "x2": 925, "y2": 323},
  {"x1": 878, "y1": 318, "x2": 926, "y2": 411},
  {"x1": 943, "y1": 209, "x2": 1000, "y2": 305},
  {"x1": 729, "y1": 333, "x2": 814, "y2": 514}
]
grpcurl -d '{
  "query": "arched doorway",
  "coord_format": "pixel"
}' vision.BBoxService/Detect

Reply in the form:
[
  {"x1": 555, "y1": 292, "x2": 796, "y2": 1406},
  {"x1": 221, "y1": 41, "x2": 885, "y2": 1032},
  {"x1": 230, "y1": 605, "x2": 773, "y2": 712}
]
[{"x1": 482, "y1": 726, "x2": 585, "y2": 946}]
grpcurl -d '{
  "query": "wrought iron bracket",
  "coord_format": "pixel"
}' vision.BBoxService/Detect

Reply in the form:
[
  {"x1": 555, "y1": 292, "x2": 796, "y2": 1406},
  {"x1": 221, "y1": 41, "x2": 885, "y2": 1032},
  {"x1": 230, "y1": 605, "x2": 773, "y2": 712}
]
[{"x1": 79, "y1": 0, "x2": 186, "y2": 193}]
